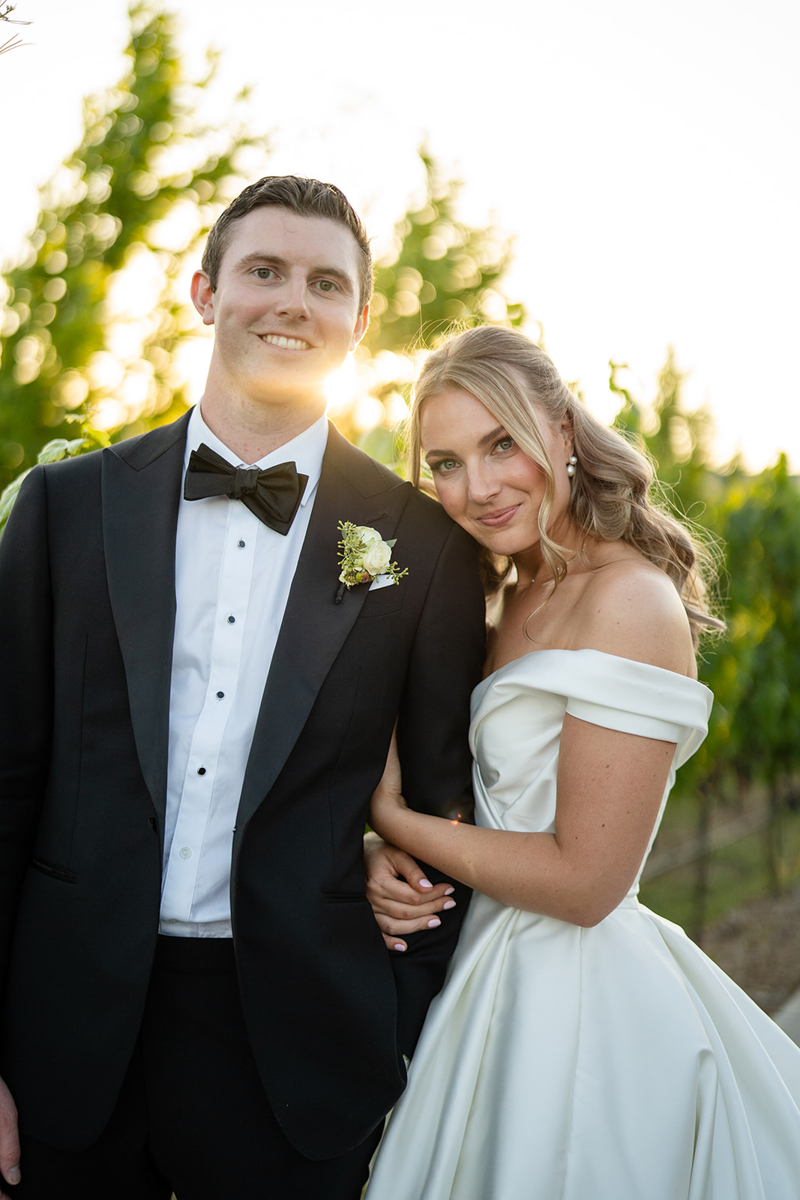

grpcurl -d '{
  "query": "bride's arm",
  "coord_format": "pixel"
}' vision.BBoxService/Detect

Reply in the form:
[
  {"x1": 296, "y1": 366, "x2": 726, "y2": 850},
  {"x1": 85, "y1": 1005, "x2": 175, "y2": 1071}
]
[
  {"x1": 365, "y1": 729, "x2": 459, "y2": 950},
  {"x1": 371, "y1": 716, "x2": 675, "y2": 927},
  {"x1": 370, "y1": 576, "x2": 691, "y2": 928}
]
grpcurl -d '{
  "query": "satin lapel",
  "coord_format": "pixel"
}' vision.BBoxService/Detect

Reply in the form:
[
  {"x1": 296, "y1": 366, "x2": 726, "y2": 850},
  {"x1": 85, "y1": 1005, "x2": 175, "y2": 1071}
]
[
  {"x1": 102, "y1": 412, "x2": 190, "y2": 820},
  {"x1": 236, "y1": 427, "x2": 410, "y2": 835}
]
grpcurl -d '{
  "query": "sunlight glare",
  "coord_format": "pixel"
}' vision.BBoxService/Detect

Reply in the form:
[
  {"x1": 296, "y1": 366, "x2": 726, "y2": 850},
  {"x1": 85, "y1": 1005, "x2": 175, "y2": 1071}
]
[{"x1": 324, "y1": 355, "x2": 363, "y2": 417}]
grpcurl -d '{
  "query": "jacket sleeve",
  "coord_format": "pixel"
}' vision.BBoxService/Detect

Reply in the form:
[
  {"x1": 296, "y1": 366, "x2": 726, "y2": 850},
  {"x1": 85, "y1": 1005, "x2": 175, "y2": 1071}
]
[
  {"x1": 391, "y1": 518, "x2": 486, "y2": 1055},
  {"x1": 0, "y1": 467, "x2": 54, "y2": 994}
]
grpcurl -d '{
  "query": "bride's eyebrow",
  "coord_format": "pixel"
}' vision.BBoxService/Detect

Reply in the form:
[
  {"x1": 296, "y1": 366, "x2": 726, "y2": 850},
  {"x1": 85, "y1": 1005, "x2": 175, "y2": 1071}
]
[
  {"x1": 478, "y1": 425, "x2": 509, "y2": 448},
  {"x1": 425, "y1": 426, "x2": 508, "y2": 461}
]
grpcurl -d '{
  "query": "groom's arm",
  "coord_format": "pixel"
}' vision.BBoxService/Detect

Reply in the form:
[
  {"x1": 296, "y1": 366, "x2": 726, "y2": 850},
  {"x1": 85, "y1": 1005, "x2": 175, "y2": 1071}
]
[
  {"x1": 0, "y1": 468, "x2": 54, "y2": 1194},
  {"x1": 390, "y1": 518, "x2": 485, "y2": 1055},
  {"x1": 0, "y1": 467, "x2": 53, "y2": 997}
]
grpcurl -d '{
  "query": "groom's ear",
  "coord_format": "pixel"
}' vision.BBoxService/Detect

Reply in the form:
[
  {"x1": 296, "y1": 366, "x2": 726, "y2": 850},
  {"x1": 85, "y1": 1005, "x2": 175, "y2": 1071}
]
[
  {"x1": 191, "y1": 270, "x2": 216, "y2": 326},
  {"x1": 350, "y1": 303, "x2": 370, "y2": 351}
]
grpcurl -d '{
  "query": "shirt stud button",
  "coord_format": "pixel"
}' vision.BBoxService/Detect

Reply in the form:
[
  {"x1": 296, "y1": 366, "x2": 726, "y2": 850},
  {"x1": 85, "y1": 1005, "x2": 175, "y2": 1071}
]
[
  {"x1": 227, "y1": 615, "x2": 235, "y2": 624},
  {"x1": 216, "y1": 691, "x2": 224, "y2": 699},
  {"x1": 197, "y1": 767, "x2": 206, "y2": 776},
  {"x1": 237, "y1": 539, "x2": 245, "y2": 548}
]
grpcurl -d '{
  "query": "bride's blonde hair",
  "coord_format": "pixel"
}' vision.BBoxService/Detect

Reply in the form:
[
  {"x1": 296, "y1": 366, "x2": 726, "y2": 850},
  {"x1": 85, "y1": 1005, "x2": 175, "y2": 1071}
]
[{"x1": 407, "y1": 325, "x2": 723, "y2": 646}]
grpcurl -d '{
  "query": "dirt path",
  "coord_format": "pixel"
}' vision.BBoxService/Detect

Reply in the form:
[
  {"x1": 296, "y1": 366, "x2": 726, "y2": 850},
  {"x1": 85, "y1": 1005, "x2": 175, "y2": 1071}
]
[{"x1": 701, "y1": 881, "x2": 800, "y2": 1014}]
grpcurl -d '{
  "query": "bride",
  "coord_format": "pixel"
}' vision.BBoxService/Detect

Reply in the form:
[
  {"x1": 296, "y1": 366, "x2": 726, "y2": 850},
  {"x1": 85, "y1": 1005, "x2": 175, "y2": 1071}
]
[{"x1": 364, "y1": 325, "x2": 800, "y2": 1199}]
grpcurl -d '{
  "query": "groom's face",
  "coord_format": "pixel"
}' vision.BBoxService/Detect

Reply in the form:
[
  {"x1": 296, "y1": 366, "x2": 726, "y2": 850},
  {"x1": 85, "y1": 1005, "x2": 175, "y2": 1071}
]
[{"x1": 191, "y1": 205, "x2": 369, "y2": 407}]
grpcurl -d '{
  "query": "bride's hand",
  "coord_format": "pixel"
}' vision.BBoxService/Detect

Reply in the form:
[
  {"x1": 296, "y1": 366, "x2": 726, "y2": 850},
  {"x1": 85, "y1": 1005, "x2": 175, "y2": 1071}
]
[{"x1": 364, "y1": 832, "x2": 456, "y2": 952}]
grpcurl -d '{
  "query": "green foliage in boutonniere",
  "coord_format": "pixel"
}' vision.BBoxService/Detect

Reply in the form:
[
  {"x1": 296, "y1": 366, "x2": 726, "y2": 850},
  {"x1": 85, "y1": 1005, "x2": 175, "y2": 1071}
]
[{"x1": 337, "y1": 521, "x2": 408, "y2": 590}]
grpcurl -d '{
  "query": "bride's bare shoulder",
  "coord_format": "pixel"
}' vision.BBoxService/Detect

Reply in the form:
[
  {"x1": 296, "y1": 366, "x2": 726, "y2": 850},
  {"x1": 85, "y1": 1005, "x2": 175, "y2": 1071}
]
[{"x1": 575, "y1": 553, "x2": 696, "y2": 677}]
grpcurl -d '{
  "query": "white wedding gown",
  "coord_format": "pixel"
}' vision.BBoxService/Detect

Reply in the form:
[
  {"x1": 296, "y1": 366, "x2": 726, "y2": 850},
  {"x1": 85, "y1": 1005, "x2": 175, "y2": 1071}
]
[{"x1": 366, "y1": 649, "x2": 800, "y2": 1200}]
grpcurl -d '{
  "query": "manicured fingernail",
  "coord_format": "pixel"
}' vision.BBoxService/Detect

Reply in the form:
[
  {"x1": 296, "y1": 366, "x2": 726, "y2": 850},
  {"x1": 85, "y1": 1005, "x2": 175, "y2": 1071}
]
[
  {"x1": 419, "y1": 879, "x2": 433, "y2": 889},
  {"x1": 427, "y1": 917, "x2": 441, "y2": 928},
  {"x1": 8, "y1": 1166, "x2": 20, "y2": 1184},
  {"x1": 444, "y1": 886, "x2": 455, "y2": 895},
  {"x1": 393, "y1": 943, "x2": 406, "y2": 952},
  {"x1": 443, "y1": 900, "x2": 456, "y2": 910}
]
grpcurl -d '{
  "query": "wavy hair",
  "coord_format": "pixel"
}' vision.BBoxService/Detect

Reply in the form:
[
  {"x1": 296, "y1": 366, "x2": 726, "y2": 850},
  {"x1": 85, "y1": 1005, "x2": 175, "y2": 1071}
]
[{"x1": 408, "y1": 325, "x2": 723, "y2": 645}]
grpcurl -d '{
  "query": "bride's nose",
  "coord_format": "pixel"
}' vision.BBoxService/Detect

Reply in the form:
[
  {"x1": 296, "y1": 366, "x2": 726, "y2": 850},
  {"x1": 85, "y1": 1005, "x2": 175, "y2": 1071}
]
[{"x1": 467, "y1": 462, "x2": 501, "y2": 504}]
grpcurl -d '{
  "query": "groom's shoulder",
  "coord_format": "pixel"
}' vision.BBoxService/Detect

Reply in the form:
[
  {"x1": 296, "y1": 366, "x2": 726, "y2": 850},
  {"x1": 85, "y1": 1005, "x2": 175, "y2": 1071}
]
[
  {"x1": 326, "y1": 423, "x2": 459, "y2": 537},
  {"x1": 32, "y1": 409, "x2": 190, "y2": 489},
  {"x1": 108, "y1": 408, "x2": 191, "y2": 470}
]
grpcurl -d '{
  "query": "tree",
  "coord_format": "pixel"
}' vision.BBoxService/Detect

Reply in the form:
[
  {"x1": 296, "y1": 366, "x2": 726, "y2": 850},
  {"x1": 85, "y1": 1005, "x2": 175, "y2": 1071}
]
[
  {"x1": 718, "y1": 459, "x2": 800, "y2": 891},
  {"x1": 610, "y1": 347, "x2": 721, "y2": 519},
  {"x1": 366, "y1": 153, "x2": 525, "y2": 354},
  {"x1": 332, "y1": 153, "x2": 527, "y2": 465},
  {"x1": 0, "y1": 3, "x2": 30, "y2": 56},
  {"x1": 0, "y1": 2, "x2": 259, "y2": 491}
]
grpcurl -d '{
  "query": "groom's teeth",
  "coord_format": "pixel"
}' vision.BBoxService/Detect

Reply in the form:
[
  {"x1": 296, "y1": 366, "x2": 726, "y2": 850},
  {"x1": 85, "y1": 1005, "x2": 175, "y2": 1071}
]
[{"x1": 264, "y1": 335, "x2": 310, "y2": 350}]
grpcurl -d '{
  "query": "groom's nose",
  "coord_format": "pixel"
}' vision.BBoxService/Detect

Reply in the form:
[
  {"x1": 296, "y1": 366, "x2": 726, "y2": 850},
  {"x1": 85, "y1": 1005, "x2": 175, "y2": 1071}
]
[{"x1": 274, "y1": 273, "x2": 312, "y2": 320}]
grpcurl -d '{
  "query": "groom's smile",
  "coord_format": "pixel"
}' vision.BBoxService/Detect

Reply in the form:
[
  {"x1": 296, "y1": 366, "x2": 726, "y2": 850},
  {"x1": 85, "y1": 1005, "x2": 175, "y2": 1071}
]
[{"x1": 259, "y1": 333, "x2": 313, "y2": 351}]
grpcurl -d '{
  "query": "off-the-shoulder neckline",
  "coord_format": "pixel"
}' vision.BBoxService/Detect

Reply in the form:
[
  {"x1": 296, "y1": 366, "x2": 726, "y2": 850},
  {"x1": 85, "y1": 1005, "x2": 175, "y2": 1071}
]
[{"x1": 479, "y1": 647, "x2": 703, "y2": 689}]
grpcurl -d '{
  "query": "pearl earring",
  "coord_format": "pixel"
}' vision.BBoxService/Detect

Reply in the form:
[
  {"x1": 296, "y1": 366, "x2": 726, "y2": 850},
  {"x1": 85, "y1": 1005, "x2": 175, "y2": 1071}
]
[{"x1": 566, "y1": 454, "x2": 577, "y2": 477}]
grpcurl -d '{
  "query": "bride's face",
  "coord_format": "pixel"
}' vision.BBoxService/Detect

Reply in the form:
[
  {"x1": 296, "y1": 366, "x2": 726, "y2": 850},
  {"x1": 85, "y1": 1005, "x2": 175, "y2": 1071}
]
[{"x1": 419, "y1": 387, "x2": 573, "y2": 559}]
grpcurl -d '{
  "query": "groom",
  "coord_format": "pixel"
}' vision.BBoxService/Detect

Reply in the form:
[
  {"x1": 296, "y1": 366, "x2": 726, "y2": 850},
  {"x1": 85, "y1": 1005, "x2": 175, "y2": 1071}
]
[{"x1": 0, "y1": 176, "x2": 485, "y2": 1198}]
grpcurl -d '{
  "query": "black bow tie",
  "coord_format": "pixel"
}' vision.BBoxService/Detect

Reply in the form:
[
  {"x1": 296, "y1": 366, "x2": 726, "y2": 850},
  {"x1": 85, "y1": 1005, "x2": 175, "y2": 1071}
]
[{"x1": 184, "y1": 443, "x2": 308, "y2": 535}]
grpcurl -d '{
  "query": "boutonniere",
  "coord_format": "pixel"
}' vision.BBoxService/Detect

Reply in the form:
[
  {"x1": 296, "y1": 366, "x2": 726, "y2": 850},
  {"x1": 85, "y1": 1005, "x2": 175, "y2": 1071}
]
[{"x1": 335, "y1": 521, "x2": 408, "y2": 603}]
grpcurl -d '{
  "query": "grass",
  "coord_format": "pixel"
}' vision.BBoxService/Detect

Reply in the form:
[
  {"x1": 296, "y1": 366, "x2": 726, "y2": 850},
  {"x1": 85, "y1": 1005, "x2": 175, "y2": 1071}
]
[{"x1": 639, "y1": 795, "x2": 800, "y2": 937}]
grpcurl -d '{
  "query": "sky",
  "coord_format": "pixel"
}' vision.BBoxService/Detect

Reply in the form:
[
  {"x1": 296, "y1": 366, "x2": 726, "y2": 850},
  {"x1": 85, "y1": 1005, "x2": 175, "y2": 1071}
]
[{"x1": 2, "y1": 0, "x2": 798, "y2": 471}]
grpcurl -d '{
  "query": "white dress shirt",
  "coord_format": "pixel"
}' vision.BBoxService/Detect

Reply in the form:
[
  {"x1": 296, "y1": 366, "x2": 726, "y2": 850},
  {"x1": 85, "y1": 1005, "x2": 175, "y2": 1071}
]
[{"x1": 159, "y1": 404, "x2": 328, "y2": 937}]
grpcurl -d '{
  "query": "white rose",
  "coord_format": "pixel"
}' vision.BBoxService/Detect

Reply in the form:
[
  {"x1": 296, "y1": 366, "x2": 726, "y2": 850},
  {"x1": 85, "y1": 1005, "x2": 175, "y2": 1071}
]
[
  {"x1": 362, "y1": 540, "x2": 392, "y2": 577},
  {"x1": 355, "y1": 525, "x2": 383, "y2": 547}
]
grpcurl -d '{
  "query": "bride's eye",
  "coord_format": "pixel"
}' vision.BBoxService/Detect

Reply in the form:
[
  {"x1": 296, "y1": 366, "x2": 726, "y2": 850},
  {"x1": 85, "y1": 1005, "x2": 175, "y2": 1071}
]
[
  {"x1": 430, "y1": 458, "x2": 459, "y2": 473},
  {"x1": 494, "y1": 436, "x2": 515, "y2": 453}
]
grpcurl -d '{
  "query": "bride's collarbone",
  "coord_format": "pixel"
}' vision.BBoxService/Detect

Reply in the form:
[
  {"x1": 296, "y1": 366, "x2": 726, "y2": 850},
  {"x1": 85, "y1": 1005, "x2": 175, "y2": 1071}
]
[
  {"x1": 486, "y1": 588, "x2": 580, "y2": 674},
  {"x1": 486, "y1": 560, "x2": 642, "y2": 672}
]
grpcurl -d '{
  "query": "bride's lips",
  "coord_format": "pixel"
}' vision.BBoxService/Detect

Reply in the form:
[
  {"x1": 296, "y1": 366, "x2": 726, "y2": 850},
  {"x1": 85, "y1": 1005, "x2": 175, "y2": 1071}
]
[{"x1": 476, "y1": 505, "x2": 520, "y2": 528}]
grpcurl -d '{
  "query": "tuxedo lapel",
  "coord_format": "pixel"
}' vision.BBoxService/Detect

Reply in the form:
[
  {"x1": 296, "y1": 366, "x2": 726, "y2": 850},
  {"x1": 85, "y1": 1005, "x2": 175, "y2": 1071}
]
[
  {"x1": 102, "y1": 411, "x2": 191, "y2": 821},
  {"x1": 235, "y1": 425, "x2": 411, "y2": 835}
]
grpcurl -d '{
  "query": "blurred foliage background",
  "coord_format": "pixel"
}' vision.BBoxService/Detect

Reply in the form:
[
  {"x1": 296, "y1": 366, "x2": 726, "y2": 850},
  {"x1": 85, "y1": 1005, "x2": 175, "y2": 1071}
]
[{"x1": 1, "y1": 3, "x2": 799, "y2": 944}]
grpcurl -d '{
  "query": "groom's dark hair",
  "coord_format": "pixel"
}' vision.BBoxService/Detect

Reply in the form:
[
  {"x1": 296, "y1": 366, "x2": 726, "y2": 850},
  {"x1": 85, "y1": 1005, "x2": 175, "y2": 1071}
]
[{"x1": 201, "y1": 175, "x2": 373, "y2": 309}]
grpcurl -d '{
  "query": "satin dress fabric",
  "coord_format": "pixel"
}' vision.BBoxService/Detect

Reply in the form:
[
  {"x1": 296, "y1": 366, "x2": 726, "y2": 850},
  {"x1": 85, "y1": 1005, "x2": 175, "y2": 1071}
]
[{"x1": 366, "y1": 650, "x2": 800, "y2": 1200}]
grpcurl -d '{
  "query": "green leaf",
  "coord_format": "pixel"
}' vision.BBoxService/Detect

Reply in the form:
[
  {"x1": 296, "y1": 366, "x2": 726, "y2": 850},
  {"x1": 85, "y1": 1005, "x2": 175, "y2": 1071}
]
[
  {"x1": 0, "y1": 467, "x2": 31, "y2": 532},
  {"x1": 36, "y1": 437, "x2": 88, "y2": 464}
]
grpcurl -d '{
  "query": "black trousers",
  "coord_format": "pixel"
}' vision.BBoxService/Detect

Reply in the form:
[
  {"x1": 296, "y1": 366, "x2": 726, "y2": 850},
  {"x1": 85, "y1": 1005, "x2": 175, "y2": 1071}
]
[{"x1": 15, "y1": 937, "x2": 382, "y2": 1199}]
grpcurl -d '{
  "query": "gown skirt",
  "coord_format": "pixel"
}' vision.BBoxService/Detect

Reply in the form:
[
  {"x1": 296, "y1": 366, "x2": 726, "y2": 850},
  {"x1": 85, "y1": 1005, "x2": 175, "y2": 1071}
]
[{"x1": 365, "y1": 650, "x2": 800, "y2": 1200}]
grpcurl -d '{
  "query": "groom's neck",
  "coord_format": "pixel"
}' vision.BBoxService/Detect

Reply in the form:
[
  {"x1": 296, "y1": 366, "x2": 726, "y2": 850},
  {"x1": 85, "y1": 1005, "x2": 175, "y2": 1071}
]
[{"x1": 198, "y1": 391, "x2": 327, "y2": 463}]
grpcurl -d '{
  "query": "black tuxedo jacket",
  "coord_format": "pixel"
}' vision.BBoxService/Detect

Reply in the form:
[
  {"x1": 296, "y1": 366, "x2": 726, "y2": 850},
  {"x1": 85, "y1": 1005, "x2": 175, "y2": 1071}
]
[{"x1": 0, "y1": 411, "x2": 485, "y2": 1159}]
